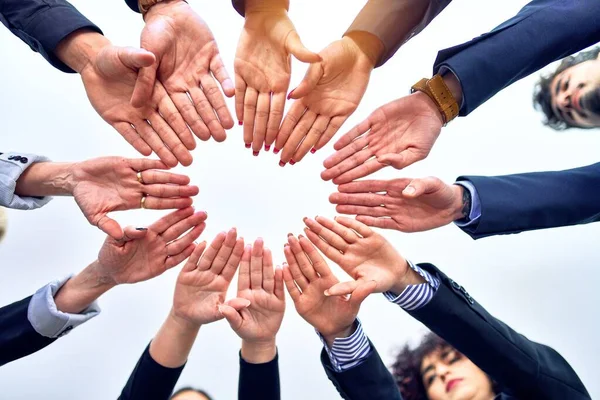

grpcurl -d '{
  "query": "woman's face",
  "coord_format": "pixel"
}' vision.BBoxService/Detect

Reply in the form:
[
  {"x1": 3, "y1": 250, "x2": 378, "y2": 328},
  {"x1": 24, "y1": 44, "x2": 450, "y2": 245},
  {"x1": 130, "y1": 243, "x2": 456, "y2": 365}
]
[{"x1": 421, "y1": 347, "x2": 494, "y2": 400}]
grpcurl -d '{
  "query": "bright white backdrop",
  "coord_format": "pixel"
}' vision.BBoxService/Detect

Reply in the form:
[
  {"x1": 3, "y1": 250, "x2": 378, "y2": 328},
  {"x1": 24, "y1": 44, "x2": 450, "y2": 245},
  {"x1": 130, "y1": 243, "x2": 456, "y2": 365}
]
[{"x1": 1, "y1": 0, "x2": 599, "y2": 399}]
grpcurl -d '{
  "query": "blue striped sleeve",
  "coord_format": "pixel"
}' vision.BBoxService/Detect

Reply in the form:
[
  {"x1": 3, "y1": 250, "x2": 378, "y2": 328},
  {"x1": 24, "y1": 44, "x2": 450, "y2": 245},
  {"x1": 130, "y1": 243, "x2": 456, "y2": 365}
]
[
  {"x1": 317, "y1": 319, "x2": 371, "y2": 373},
  {"x1": 383, "y1": 260, "x2": 440, "y2": 311}
]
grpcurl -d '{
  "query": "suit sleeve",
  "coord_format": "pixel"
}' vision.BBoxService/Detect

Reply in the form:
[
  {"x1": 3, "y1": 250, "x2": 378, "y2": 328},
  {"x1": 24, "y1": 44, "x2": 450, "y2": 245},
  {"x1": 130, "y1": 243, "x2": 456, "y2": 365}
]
[
  {"x1": 456, "y1": 162, "x2": 600, "y2": 239},
  {"x1": 238, "y1": 352, "x2": 280, "y2": 400},
  {"x1": 434, "y1": 0, "x2": 600, "y2": 115},
  {"x1": 408, "y1": 263, "x2": 590, "y2": 399},
  {"x1": 0, "y1": 0, "x2": 102, "y2": 73},
  {"x1": 0, "y1": 296, "x2": 55, "y2": 366},
  {"x1": 320, "y1": 341, "x2": 402, "y2": 400},
  {"x1": 118, "y1": 343, "x2": 185, "y2": 400},
  {"x1": 124, "y1": 0, "x2": 139, "y2": 13}
]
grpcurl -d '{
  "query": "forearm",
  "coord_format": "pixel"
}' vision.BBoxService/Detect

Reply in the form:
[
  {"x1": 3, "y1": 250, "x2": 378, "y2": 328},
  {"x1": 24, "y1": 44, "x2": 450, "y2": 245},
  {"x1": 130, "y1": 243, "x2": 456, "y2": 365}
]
[
  {"x1": 54, "y1": 260, "x2": 115, "y2": 314},
  {"x1": 149, "y1": 311, "x2": 200, "y2": 368},
  {"x1": 241, "y1": 338, "x2": 277, "y2": 364},
  {"x1": 244, "y1": 0, "x2": 289, "y2": 14},
  {"x1": 14, "y1": 162, "x2": 76, "y2": 198},
  {"x1": 55, "y1": 29, "x2": 110, "y2": 74},
  {"x1": 342, "y1": 31, "x2": 384, "y2": 70}
]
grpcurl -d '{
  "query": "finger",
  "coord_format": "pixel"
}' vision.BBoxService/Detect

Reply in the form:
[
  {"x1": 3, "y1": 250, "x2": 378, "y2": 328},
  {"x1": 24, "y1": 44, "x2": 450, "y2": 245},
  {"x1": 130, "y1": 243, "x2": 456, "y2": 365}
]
[
  {"x1": 338, "y1": 179, "x2": 399, "y2": 194},
  {"x1": 157, "y1": 91, "x2": 196, "y2": 151},
  {"x1": 143, "y1": 184, "x2": 199, "y2": 199},
  {"x1": 323, "y1": 147, "x2": 374, "y2": 183},
  {"x1": 325, "y1": 280, "x2": 359, "y2": 297},
  {"x1": 182, "y1": 241, "x2": 208, "y2": 272},
  {"x1": 334, "y1": 204, "x2": 389, "y2": 218},
  {"x1": 134, "y1": 119, "x2": 178, "y2": 167},
  {"x1": 243, "y1": 87, "x2": 259, "y2": 147},
  {"x1": 171, "y1": 92, "x2": 210, "y2": 141},
  {"x1": 376, "y1": 149, "x2": 424, "y2": 171},
  {"x1": 95, "y1": 215, "x2": 124, "y2": 240},
  {"x1": 222, "y1": 238, "x2": 245, "y2": 282},
  {"x1": 328, "y1": 192, "x2": 387, "y2": 207},
  {"x1": 265, "y1": 92, "x2": 285, "y2": 150},
  {"x1": 251, "y1": 92, "x2": 271, "y2": 154},
  {"x1": 283, "y1": 246, "x2": 308, "y2": 291},
  {"x1": 280, "y1": 109, "x2": 317, "y2": 163},
  {"x1": 332, "y1": 158, "x2": 387, "y2": 185},
  {"x1": 250, "y1": 238, "x2": 264, "y2": 290},
  {"x1": 121, "y1": 225, "x2": 148, "y2": 242},
  {"x1": 287, "y1": 235, "x2": 317, "y2": 282},
  {"x1": 118, "y1": 46, "x2": 155, "y2": 70},
  {"x1": 349, "y1": 280, "x2": 377, "y2": 306},
  {"x1": 292, "y1": 115, "x2": 329, "y2": 162},
  {"x1": 219, "y1": 304, "x2": 243, "y2": 330},
  {"x1": 262, "y1": 248, "x2": 275, "y2": 293},
  {"x1": 149, "y1": 207, "x2": 194, "y2": 234},
  {"x1": 238, "y1": 244, "x2": 252, "y2": 291},
  {"x1": 402, "y1": 177, "x2": 443, "y2": 198},
  {"x1": 355, "y1": 215, "x2": 399, "y2": 230},
  {"x1": 131, "y1": 64, "x2": 158, "y2": 108},
  {"x1": 210, "y1": 228, "x2": 238, "y2": 275},
  {"x1": 274, "y1": 265, "x2": 285, "y2": 301},
  {"x1": 332, "y1": 118, "x2": 371, "y2": 152},
  {"x1": 189, "y1": 85, "x2": 227, "y2": 142},
  {"x1": 197, "y1": 231, "x2": 227, "y2": 271},
  {"x1": 140, "y1": 170, "x2": 191, "y2": 185},
  {"x1": 314, "y1": 115, "x2": 347, "y2": 151},
  {"x1": 282, "y1": 263, "x2": 301, "y2": 302},
  {"x1": 161, "y1": 211, "x2": 208, "y2": 243},
  {"x1": 210, "y1": 53, "x2": 235, "y2": 98},
  {"x1": 274, "y1": 101, "x2": 305, "y2": 154},
  {"x1": 289, "y1": 63, "x2": 323, "y2": 99},
  {"x1": 334, "y1": 216, "x2": 373, "y2": 238},
  {"x1": 166, "y1": 243, "x2": 195, "y2": 268},
  {"x1": 285, "y1": 31, "x2": 321, "y2": 64},
  {"x1": 234, "y1": 73, "x2": 247, "y2": 124},
  {"x1": 297, "y1": 235, "x2": 332, "y2": 278},
  {"x1": 200, "y1": 72, "x2": 234, "y2": 130},
  {"x1": 315, "y1": 214, "x2": 360, "y2": 243},
  {"x1": 113, "y1": 122, "x2": 152, "y2": 156},
  {"x1": 302, "y1": 217, "x2": 349, "y2": 251},
  {"x1": 148, "y1": 113, "x2": 193, "y2": 166},
  {"x1": 127, "y1": 158, "x2": 167, "y2": 172},
  {"x1": 166, "y1": 223, "x2": 206, "y2": 256},
  {"x1": 224, "y1": 297, "x2": 252, "y2": 310},
  {"x1": 303, "y1": 228, "x2": 344, "y2": 265},
  {"x1": 143, "y1": 196, "x2": 193, "y2": 210},
  {"x1": 321, "y1": 137, "x2": 369, "y2": 180}
]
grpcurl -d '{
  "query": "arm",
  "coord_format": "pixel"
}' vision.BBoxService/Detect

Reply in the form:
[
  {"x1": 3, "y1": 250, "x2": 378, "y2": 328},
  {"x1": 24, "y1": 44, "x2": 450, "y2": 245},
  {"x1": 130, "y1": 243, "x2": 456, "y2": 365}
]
[
  {"x1": 434, "y1": 0, "x2": 600, "y2": 115},
  {"x1": 0, "y1": 152, "x2": 52, "y2": 210},
  {"x1": 408, "y1": 263, "x2": 590, "y2": 399}
]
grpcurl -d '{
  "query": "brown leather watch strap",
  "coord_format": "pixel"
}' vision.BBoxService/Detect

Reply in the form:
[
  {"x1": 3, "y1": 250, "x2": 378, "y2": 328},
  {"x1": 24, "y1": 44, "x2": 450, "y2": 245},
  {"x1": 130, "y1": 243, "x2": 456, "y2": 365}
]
[
  {"x1": 139, "y1": 0, "x2": 164, "y2": 15},
  {"x1": 411, "y1": 74, "x2": 459, "y2": 125}
]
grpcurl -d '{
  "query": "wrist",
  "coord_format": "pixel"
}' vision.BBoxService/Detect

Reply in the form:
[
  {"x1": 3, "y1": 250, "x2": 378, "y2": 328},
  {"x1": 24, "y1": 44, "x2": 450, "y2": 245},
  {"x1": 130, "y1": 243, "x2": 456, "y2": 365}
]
[
  {"x1": 322, "y1": 321, "x2": 356, "y2": 348},
  {"x1": 245, "y1": 0, "x2": 289, "y2": 14},
  {"x1": 15, "y1": 162, "x2": 77, "y2": 198},
  {"x1": 451, "y1": 184, "x2": 469, "y2": 221},
  {"x1": 55, "y1": 29, "x2": 110, "y2": 74},
  {"x1": 142, "y1": 0, "x2": 187, "y2": 20},
  {"x1": 168, "y1": 307, "x2": 202, "y2": 333},
  {"x1": 390, "y1": 260, "x2": 425, "y2": 295},
  {"x1": 342, "y1": 31, "x2": 384, "y2": 69},
  {"x1": 241, "y1": 338, "x2": 277, "y2": 364}
]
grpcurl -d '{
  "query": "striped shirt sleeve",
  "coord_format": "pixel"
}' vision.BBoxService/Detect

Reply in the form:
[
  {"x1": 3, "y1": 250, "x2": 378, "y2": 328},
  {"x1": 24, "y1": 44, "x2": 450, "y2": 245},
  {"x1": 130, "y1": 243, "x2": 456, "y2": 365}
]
[
  {"x1": 317, "y1": 319, "x2": 371, "y2": 373},
  {"x1": 383, "y1": 260, "x2": 440, "y2": 311}
]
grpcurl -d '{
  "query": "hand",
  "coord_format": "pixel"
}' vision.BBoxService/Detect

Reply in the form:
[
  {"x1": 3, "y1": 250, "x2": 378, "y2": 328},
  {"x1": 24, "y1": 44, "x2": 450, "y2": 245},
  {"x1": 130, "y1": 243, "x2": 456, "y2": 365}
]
[
  {"x1": 95, "y1": 207, "x2": 207, "y2": 285},
  {"x1": 71, "y1": 157, "x2": 198, "y2": 239},
  {"x1": 302, "y1": 216, "x2": 421, "y2": 295},
  {"x1": 321, "y1": 92, "x2": 443, "y2": 184},
  {"x1": 235, "y1": 0, "x2": 320, "y2": 155},
  {"x1": 219, "y1": 238, "x2": 285, "y2": 355},
  {"x1": 275, "y1": 32, "x2": 379, "y2": 166},
  {"x1": 283, "y1": 234, "x2": 375, "y2": 344},
  {"x1": 171, "y1": 228, "x2": 249, "y2": 327},
  {"x1": 329, "y1": 177, "x2": 465, "y2": 232},
  {"x1": 135, "y1": 1, "x2": 235, "y2": 143}
]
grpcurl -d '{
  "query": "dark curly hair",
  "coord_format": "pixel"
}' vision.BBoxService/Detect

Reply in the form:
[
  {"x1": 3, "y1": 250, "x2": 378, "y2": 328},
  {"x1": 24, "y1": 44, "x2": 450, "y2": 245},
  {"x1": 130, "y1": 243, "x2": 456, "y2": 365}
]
[
  {"x1": 171, "y1": 387, "x2": 214, "y2": 400},
  {"x1": 533, "y1": 46, "x2": 600, "y2": 130}
]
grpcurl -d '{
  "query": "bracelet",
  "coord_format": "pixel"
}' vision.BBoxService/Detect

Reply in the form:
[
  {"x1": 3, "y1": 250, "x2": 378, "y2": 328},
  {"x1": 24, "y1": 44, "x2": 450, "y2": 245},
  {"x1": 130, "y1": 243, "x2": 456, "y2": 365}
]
[{"x1": 411, "y1": 74, "x2": 459, "y2": 125}]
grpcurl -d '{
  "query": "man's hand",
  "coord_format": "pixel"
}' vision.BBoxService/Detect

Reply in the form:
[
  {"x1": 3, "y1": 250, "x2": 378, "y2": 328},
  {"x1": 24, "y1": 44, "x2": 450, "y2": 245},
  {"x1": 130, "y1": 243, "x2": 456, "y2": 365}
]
[
  {"x1": 302, "y1": 216, "x2": 422, "y2": 295},
  {"x1": 283, "y1": 234, "x2": 375, "y2": 345},
  {"x1": 235, "y1": 0, "x2": 320, "y2": 156},
  {"x1": 95, "y1": 207, "x2": 207, "y2": 285},
  {"x1": 321, "y1": 92, "x2": 444, "y2": 184},
  {"x1": 135, "y1": 1, "x2": 235, "y2": 143},
  {"x1": 219, "y1": 238, "x2": 285, "y2": 363},
  {"x1": 329, "y1": 177, "x2": 466, "y2": 232},
  {"x1": 275, "y1": 32, "x2": 381, "y2": 166}
]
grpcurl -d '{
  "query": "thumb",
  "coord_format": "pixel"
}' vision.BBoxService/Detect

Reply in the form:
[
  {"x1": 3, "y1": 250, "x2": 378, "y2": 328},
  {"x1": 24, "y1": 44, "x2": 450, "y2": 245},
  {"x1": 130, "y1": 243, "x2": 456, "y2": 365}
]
[
  {"x1": 224, "y1": 297, "x2": 252, "y2": 311},
  {"x1": 289, "y1": 63, "x2": 323, "y2": 99},
  {"x1": 219, "y1": 304, "x2": 244, "y2": 330},
  {"x1": 402, "y1": 177, "x2": 441, "y2": 198},
  {"x1": 131, "y1": 65, "x2": 158, "y2": 108},
  {"x1": 376, "y1": 153, "x2": 407, "y2": 170},
  {"x1": 324, "y1": 280, "x2": 359, "y2": 297},
  {"x1": 121, "y1": 225, "x2": 148, "y2": 242},
  {"x1": 348, "y1": 280, "x2": 377, "y2": 307},
  {"x1": 118, "y1": 47, "x2": 156, "y2": 70},
  {"x1": 285, "y1": 31, "x2": 321, "y2": 63},
  {"x1": 95, "y1": 215, "x2": 124, "y2": 240}
]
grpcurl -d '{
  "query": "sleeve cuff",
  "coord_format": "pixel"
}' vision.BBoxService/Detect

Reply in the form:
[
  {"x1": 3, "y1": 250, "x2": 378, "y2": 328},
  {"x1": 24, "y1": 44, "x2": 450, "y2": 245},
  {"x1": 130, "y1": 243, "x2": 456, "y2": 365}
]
[
  {"x1": 454, "y1": 180, "x2": 482, "y2": 227},
  {"x1": 383, "y1": 260, "x2": 440, "y2": 311},
  {"x1": 0, "y1": 152, "x2": 52, "y2": 210},
  {"x1": 28, "y1": 275, "x2": 101, "y2": 338},
  {"x1": 317, "y1": 319, "x2": 371, "y2": 372}
]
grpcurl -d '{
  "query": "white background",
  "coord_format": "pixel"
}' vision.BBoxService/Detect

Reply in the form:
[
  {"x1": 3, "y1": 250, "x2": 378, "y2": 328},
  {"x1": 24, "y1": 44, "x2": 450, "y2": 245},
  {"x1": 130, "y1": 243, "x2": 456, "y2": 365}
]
[{"x1": 1, "y1": 0, "x2": 599, "y2": 399}]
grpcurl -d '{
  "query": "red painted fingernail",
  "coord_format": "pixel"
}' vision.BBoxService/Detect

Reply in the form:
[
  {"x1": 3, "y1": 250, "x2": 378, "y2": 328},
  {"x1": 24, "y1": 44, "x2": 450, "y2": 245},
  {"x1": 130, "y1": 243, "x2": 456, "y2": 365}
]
[
  {"x1": 245, "y1": 143, "x2": 251, "y2": 149},
  {"x1": 273, "y1": 147, "x2": 280, "y2": 155},
  {"x1": 279, "y1": 161, "x2": 286, "y2": 167},
  {"x1": 289, "y1": 159, "x2": 296, "y2": 165},
  {"x1": 265, "y1": 145, "x2": 271, "y2": 151},
  {"x1": 238, "y1": 121, "x2": 243, "y2": 125},
  {"x1": 287, "y1": 90, "x2": 294, "y2": 100},
  {"x1": 253, "y1": 151, "x2": 259, "y2": 156},
  {"x1": 310, "y1": 148, "x2": 317, "y2": 154}
]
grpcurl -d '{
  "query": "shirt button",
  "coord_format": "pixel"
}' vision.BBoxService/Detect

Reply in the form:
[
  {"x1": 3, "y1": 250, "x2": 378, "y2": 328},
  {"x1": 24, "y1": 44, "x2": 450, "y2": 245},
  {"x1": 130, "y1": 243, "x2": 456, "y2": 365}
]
[
  {"x1": 57, "y1": 325, "x2": 73, "y2": 337},
  {"x1": 20, "y1": 157, "x2": 28, "y2": 164}
]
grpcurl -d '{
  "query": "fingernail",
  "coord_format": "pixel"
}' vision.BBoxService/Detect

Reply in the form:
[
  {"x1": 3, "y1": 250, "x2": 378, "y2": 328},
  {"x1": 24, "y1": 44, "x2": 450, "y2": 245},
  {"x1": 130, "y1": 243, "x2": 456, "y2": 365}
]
[
  {"x1": 218, "y1": 305, "x2": 225, "y2": 314},
  {"x1": 273, "y1": 148, "x2": 280, "y2": 155},
  {"x1": 289, "y1": 159, "x2": 296, "y2": 165},
  {"x1": 299, "y1": 234, "x2": 305, "y2": 239},
  {"x1": 302, "y1": 217, "x2": 308, "y2": 222},
  {"x1": 265, "y1": 145, "x2": 271, "y2": 151},
  {"x1": 310, "y1": 148, "x2": 317, "y2": 154},
  {"x1": 136, "y1": 227, "x2": 148, "y2": 231},
  {"x1": 287, "y1": 233, "x2": 293, "y2": 237},
  {"x1": 253, "y1": 151, "x2": 259, "y2": 157},
  {"x1": 279, "y1": 161, "x2": 286, "y2": 167},
  {"x1": 403, "y1": 185, "x2": 416, "y2": 195},
  {"x1": 324, "y1": 290, "x2": 330, "y2": 297},
  {"x1": 245, "y1": 143, "x2": 251, "y2": 149},
  {"x1": 242, "y1": 299, "x2": 251, "y2": 307},
  {"x1": 238, "y1": 121, "x2": 243, "y2": 126},
  {"x1": 287, "y1": 90, "x2": 295, "y2": 100}
]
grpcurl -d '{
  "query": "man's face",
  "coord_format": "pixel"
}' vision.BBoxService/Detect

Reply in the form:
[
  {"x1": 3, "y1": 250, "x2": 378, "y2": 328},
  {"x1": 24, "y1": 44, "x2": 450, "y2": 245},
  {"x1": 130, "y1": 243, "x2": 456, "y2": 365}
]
[{"x1": 551, "y1": 53, "x2": 600, "y2": 128}]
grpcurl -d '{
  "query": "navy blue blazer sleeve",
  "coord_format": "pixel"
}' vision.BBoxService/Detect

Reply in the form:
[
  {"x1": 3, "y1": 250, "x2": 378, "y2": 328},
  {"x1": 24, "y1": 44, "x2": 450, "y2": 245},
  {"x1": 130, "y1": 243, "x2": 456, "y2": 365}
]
[
  {"x1": 118, "y1": 343, "x2": 185, "y2": 400},
  {"x1": 434, "y1": 0, "x2": 600, "y2": 116},
  {"x1": 0, "y1": 0, "x2": 102, "y2": 73},
  {"x1": 320, "y1": 342, "x2": 402, "y2": 400},
  {"x1": 457, "y1": 162, "x2": 600, "y2": 239},
  {"x1": 0, "y1": 295, "x2": 56, "y2": 367},
  {"x1": 238, "y1": 352, "x2": 280, "y2": 400},
  {"x1": 409, "y1": 263, "x2": 590, "y2": 399},
  {"x1": 124, "y1": 0, "x2": 139, "y2": 13}
]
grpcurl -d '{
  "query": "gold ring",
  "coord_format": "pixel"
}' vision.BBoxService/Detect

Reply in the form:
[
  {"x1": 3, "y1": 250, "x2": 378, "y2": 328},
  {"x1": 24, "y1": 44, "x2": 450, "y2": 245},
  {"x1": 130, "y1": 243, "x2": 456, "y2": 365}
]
[
  {"x1": 141, "y1": 195, "x2": 147, "y2": 209},
  {"x1": 137, "y1": 171, "x2": 144, "y2": 184}
]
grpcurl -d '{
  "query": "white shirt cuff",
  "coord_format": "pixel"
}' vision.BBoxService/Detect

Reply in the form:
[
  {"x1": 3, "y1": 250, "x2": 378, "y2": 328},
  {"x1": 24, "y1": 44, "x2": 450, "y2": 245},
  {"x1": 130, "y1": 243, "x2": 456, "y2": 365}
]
[
  {"x1": 454, "y1": 180, "x2": 482, "y2": 227},
  {"x1": 0, "y1": 152, "x2": 52, "y2": 210}
]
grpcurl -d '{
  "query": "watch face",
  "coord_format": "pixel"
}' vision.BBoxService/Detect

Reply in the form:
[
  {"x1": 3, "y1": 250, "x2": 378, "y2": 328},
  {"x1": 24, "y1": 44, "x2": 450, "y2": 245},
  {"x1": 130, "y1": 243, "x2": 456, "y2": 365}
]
[{"x1": 0, "y1": 207, "x2": 6, "y2": 243}]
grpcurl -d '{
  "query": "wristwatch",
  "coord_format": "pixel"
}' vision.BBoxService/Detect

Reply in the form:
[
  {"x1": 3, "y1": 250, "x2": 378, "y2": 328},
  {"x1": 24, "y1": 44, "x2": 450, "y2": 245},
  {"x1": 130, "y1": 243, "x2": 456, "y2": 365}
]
[{"x1": 411, "y1": 74, "x2": 459, "y2": 125}]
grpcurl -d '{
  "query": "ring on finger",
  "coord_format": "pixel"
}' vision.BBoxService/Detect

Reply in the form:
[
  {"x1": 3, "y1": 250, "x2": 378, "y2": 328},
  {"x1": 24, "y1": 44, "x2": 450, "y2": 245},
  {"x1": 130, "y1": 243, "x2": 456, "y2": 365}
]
[
  {"x1": 141, "y1": 195, "x2": 147, "y2": 209},
  {"x1": 137, "y1": 171, "x2": 144, "y2": 184}
]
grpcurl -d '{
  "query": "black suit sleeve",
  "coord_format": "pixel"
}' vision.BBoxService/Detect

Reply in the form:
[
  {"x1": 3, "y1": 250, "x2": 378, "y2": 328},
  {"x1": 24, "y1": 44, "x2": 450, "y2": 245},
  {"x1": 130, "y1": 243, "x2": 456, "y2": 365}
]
[
  {"x1": 320, "y1": 341, "x2": 402, "y2": 400},
  {"x1": 238, "y1": 352, "x2": 280, "y2": 400},
  {"x1": 457, "y1": 162, "x2": 600, "y2": 239},
  {"x1": 124, "y1": 0, "x2": 139, "y2": 13},
  {"x1": 0, "y1": 295, "x2": 56, "y2": 366},
  {"x1": 409, "y1": 263, "x2": 590, "y2": 399},
  {"x1": 0, "y1": 0, "x2": 102, "y2": 73},
  {"x1": 118, "y1": 343, "x2": 185, "y2": 400}
]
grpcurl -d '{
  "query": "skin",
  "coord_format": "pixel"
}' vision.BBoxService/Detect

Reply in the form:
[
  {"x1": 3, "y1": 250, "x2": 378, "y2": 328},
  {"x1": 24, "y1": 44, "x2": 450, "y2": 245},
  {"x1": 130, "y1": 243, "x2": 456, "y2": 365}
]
[
  {"x1": 171, "y1": 392, "x2": 210, "y2": 400},
  {"x1": 551, "y1": 53, "x2": 600, "y2": 128},
  {"x1": 421, "y1": 347, "x2": 494, "y2": 400}
]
